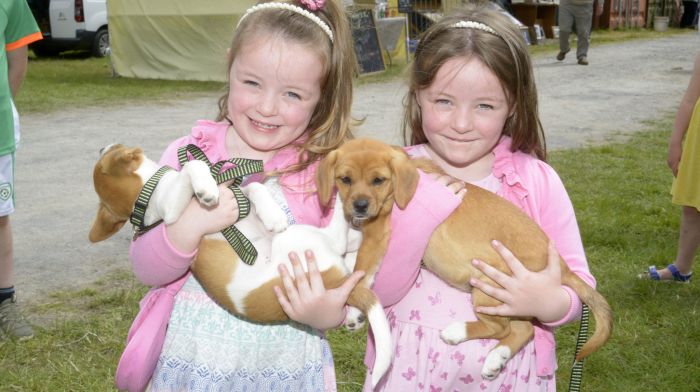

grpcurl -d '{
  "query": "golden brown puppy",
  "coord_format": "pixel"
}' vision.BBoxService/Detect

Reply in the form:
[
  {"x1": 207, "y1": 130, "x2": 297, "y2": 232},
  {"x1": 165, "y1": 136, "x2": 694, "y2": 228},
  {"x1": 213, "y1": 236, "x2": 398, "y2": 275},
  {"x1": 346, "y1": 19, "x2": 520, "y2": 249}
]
[{"x1": 317, "y1": 138, "x2": 613, "y2": 380}]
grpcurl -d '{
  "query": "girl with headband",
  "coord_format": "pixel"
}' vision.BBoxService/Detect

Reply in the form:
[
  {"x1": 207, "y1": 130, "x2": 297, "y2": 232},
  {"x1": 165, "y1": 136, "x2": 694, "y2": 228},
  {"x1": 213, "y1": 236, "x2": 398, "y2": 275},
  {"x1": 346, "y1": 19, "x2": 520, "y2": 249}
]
[
  {"x1": 117, "y1": 1, "x2": 462, "y2": 390},
  {"x1": 361, "y1": 3, "x2": 597, "y2": 390}
]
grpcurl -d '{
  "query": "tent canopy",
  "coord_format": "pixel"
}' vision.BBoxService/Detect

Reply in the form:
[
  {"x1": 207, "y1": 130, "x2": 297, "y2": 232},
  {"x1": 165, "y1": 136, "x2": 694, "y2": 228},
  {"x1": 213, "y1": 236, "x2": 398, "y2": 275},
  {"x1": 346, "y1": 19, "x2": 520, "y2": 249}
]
[{"x1": 108, "y1": 0, "x2": 255, "y2": 81}]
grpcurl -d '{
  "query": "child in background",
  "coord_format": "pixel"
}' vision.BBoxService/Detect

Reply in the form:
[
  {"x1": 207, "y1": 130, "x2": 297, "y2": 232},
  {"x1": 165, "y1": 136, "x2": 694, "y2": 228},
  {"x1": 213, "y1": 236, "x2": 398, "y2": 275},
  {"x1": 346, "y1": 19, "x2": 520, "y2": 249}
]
[
  {"x1": 363, "y1": 4, "x2": 597, "y2": 390},
  {"x1": 118, "y1": 1, "x2": 461, "y2": 391},
  {"x1": 641, "y1": 51, "x2": 700, "y2": 282}
]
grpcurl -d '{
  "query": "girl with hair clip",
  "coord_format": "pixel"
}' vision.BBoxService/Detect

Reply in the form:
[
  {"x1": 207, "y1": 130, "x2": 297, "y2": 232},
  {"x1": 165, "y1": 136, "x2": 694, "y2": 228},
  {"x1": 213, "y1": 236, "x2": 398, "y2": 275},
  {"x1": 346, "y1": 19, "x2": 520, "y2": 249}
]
[
  {"x1": 117, "y1": 0, "x2": 462, "y2": 391},
  {"x1": 361, "y1": 3, "x2": 597, "y2": 391}
]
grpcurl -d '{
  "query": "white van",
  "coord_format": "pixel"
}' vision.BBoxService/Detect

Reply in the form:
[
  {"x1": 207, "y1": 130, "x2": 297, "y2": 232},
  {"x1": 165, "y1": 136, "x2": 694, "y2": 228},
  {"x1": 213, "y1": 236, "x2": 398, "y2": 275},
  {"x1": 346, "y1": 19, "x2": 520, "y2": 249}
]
[{"x1": 27, "y1": 0, "x2": 109, "y2": 57}]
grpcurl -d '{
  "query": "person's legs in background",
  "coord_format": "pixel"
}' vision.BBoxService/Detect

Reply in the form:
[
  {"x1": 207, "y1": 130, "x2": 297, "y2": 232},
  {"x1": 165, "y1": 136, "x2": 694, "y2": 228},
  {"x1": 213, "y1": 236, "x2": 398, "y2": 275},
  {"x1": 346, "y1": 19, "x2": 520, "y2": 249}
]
[
  {"x1": 557, "y1": 1, "x2": 574, "y2": 60},
  {"x1": 572, "y1": 2, "x2": 593, "y2": 65},
  {"x1": 664, "y1": 206, "x2": 700, "y2": 276},
  {"x1": 0, "y1": 106, "x2": 33, "y2": 341}
]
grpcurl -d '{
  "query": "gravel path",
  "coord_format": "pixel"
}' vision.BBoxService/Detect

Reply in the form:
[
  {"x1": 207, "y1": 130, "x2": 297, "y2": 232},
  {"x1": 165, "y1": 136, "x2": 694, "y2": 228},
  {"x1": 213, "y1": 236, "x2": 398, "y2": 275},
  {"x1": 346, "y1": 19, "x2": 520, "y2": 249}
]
[{"x1": 12, "y1": 32, "x2": 699, "y2": 308}]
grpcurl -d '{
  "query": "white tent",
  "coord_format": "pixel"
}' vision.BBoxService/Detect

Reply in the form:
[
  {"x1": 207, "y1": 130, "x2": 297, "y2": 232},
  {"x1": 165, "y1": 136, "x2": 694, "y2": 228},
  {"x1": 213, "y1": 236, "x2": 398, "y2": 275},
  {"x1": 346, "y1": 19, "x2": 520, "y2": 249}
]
[{"x1": 108, "y1": 0, "x2": 255, "y2": 81}]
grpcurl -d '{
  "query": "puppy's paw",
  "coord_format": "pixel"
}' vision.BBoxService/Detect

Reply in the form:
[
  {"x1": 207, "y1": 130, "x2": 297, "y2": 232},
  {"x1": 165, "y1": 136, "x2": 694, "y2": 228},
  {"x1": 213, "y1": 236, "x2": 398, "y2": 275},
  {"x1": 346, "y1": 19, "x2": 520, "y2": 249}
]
[
  {"x1": 258, "y1": 205, "x2": 289, "y2": 233},
  {"x1": 440, "y1": 322, "x2": 467, "y2": 345},
  {"x1": 343, "y1": 306, "x2": 366, "y2": 332},
  {"x1": 188, "y1": 162, "x2": 219, "y2": 206},
  {"x1": 481, "y1": 346, "x2": 511, "y2": 380}
]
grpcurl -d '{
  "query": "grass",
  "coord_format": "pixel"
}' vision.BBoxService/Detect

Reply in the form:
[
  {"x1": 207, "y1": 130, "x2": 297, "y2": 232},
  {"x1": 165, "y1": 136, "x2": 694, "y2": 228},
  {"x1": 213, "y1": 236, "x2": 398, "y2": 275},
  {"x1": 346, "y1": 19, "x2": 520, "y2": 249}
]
[
  {"x1": 4, "y1": 29, "x2": 699, "y2": 390},
  {"x1": 3, "y1": 118, "x2": 699, "y2": 391}
]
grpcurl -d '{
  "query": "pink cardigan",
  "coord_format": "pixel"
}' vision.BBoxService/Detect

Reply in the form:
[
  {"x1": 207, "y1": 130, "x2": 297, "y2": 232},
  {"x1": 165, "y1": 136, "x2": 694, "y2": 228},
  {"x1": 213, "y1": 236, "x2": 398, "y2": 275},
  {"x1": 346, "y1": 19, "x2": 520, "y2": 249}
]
[
  {"x1": 115, "y1": 121, "x2": 460, "y2": 391},
  {"x1": 364, "y1": 137, "x2": 595, "y2": 377}
]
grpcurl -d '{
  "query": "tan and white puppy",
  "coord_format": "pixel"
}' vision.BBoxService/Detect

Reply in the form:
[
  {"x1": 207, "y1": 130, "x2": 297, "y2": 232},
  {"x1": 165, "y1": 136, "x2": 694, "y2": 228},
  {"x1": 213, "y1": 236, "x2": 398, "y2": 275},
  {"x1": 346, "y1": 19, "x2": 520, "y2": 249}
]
[
  {"x1": 89, "y1": 144, "x2": 393, "y2": 388},
  {"x1": 317, "y1": 138, "x2": 613, "y2": 380}
]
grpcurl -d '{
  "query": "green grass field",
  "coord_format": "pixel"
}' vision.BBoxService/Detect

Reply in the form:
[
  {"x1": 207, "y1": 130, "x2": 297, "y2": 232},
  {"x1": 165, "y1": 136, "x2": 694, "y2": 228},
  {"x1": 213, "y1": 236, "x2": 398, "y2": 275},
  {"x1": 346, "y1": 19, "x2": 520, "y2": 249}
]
[{"x1": 2, "y1": 29, "x2": 699, "y2": 391}]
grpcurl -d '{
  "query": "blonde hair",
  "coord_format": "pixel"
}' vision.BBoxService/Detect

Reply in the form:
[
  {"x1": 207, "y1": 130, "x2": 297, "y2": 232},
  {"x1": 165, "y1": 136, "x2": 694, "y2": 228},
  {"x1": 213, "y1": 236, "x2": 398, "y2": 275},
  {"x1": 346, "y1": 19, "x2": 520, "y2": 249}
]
[
  {"x1": 404, "y1": 1, "x2": 547, "y2": 160},
  {"x1": 218, "y1": 0, "x2": 357, "y2": 172}
]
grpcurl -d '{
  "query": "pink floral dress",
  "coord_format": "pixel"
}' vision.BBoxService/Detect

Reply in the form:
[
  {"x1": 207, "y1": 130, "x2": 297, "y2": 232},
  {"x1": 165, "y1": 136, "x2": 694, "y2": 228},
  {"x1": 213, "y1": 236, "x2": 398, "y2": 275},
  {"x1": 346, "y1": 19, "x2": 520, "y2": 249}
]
[{"x1": 363, "y1": 146, "x2": 555, "y2": 392}]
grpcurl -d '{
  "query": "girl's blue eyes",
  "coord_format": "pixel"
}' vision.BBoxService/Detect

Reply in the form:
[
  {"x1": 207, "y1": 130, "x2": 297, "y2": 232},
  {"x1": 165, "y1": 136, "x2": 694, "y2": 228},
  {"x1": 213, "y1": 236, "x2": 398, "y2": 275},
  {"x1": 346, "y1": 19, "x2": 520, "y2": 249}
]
[
  {"x1": 242, "y1": 80, "x2": 301, "y2": 100},
  {"x1": 435, "y1": 99, "x2": 494, "y2": 110}
]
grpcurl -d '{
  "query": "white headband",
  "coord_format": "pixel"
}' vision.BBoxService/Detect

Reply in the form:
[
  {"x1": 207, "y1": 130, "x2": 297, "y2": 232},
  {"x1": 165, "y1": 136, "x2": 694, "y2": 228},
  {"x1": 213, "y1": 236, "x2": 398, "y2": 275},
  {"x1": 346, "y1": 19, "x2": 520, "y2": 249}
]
[
  {"x1": 450, "y1": 20, "x2": 499, "y2": 37},
  {"x1": 238, "y1": 2, "x2": 334, "y2": 43}
]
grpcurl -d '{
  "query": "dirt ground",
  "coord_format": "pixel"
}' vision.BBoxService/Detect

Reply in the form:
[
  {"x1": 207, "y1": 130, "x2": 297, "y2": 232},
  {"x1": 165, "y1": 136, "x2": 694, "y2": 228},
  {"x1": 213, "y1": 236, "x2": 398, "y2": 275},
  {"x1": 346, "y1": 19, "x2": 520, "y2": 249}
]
[{"x1": 12, "y1": 32, "x2": 699, "y2": 313}]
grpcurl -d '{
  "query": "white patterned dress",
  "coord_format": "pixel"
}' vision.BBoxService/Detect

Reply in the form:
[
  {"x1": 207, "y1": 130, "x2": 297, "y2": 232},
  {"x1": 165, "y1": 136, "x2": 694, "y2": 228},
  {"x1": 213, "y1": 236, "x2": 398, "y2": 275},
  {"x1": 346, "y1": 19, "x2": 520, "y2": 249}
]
[{"x1": 148, "y1": 179, "x2": 336, "y2": 392}]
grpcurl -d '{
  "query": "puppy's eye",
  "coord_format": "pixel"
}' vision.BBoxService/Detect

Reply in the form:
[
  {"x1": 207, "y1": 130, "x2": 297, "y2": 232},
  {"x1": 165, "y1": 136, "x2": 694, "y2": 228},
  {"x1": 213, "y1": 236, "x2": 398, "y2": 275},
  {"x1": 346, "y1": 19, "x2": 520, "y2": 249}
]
[
  {"x1": 339, "y1": 176, "x2": 352, "y2": 185},
  {"x1": 372, "y1": 177, "x2": 386, "y2": 186}
]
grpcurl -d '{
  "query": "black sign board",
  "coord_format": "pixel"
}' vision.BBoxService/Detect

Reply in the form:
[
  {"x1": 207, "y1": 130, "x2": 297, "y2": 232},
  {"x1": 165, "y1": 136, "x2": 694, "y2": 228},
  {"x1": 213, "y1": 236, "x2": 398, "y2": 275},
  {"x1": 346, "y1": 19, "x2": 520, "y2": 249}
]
[
  {"x1": 398, "y1": 0, "x2": 412, "y2": 13},
  {"x1": 349, "y1": 9, "x2": 386, "y2": 75}
]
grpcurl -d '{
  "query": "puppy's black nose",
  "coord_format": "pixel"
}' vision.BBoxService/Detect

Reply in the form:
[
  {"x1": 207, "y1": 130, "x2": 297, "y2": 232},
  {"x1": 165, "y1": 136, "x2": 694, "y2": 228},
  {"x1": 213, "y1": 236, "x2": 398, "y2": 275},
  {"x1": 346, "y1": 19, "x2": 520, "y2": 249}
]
[{"x1": 353, "y1": 199, "x2": 369, "y2": 214}]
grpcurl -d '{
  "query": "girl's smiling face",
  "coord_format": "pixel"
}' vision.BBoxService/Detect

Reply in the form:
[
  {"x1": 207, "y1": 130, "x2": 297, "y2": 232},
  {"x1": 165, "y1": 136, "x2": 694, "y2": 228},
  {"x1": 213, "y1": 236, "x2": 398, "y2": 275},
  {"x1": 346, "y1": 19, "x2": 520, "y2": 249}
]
[
  {"x1": 227, "y1": 34, "x2": 324, "y2": 160},
  {"x1": 416, "y1": 57, "x2": 511, "y2": 181}
]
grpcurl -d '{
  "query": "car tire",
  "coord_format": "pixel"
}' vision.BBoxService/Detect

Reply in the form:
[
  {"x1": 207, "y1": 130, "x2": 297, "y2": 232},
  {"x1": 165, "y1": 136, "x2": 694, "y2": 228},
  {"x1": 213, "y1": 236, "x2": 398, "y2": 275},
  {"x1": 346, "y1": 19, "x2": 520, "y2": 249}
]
[{"x1": 91, "y1": 28, "x2": 110, "y2": 57}]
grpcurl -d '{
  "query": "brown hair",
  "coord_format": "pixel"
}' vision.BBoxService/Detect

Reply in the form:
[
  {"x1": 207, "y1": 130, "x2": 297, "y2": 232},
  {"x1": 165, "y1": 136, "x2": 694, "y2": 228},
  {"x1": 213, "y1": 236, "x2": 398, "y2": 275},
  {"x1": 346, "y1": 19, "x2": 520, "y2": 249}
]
[
  {"x1": 404, "y1": 1, "x2": 547, "y2": 160},
  {"x1": 217, "y1": 0, "x2": 357, "y2": 173}
]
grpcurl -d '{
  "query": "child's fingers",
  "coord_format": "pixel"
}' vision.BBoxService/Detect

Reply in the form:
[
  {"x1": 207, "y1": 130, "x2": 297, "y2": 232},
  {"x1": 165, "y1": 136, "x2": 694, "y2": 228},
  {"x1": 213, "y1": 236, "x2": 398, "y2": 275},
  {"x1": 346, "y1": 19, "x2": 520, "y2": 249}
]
[
  {"x1": 469, "y1": 276, "x2": 509, "y2": 303},
  {"x1": 546, "y1": 241, "x2": 561, "y2": 276},
  {"x1": 491, "y1": 240, "x2": 527, "y2": 275},
  {"x1": 471, "y1": 258, "x2": 510, "y2": 288},
  {"x1": 273, "y1": 285, "x2": 296, "y2": 318},
  {"x1": 474, "y1": 302, "x2": 511, "y2": 316},
  {"x1": 303, "y1": 250, "x2": 325, "y2": 293},
  {"x1": 277, "y1": 263, "x2": 302, "y2": 307},
  {"x1": 288, "y1": 251, "x2": 311, "y2": 296},
  {"x1": 335, "y1": 271, "x2": 366, "y2": 298}
]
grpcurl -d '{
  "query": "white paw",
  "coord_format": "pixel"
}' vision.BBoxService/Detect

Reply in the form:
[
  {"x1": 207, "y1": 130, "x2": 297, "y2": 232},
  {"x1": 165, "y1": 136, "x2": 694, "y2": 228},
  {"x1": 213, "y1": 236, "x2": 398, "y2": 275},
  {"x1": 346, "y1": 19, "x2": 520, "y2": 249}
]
[
  {"x1": 440, "y1": 322, "x2": 467, "y2": 345},
  {"x1": 258, "y1": 206, "x2": 289, "y2": 233},
  {"x1": 343, "y1": 306, "x2": 366, "y2": 332},
  {"x1": 189, "y1": 164, "x2": 219, "y2": 206},
  {"x1": 481, "y1": 345, "x2": 511, "y2": 380}
]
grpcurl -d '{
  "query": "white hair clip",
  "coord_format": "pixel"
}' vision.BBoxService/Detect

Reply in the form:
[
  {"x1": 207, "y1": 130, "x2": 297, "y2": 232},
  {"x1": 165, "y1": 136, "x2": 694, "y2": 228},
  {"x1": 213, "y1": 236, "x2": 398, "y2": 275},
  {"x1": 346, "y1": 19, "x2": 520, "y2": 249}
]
[
  {"x1": 450, "y1": 20, "x2": 499, "y2": 36},
  {"x1": 238, "y1": 2, "x2": 334, "y2": 43}
]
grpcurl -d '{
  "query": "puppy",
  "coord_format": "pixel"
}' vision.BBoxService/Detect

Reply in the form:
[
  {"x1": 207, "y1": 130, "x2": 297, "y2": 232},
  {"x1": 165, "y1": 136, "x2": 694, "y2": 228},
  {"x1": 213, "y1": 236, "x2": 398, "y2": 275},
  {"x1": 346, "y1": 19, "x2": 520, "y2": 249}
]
[
  {"x1": 316, "y1": 138, "x2": 613, "y2": 380},
  {"x1": 89, "y1": 144, "x2": 393, "y2": 388}
]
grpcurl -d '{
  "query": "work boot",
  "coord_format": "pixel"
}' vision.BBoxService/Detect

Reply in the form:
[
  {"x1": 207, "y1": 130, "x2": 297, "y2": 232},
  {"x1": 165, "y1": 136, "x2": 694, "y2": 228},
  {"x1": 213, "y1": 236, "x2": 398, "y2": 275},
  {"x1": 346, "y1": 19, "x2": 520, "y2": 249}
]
[
  {"x1": 0, "y1": 294, "x2": 34, "y2": 340},
  {"x1": 556, "y1": 49, "x2": 569, "y2": 61},
  {"x1": 578, "y1": 56, "x2": 589, "y2": 65}
]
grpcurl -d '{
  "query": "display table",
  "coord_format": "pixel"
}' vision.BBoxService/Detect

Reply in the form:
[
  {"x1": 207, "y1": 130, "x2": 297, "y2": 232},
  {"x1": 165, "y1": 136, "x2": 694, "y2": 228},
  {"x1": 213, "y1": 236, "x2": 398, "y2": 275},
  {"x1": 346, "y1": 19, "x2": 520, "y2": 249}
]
[{"x1": 511, "y1": 3, "x2": 558, "y2": 43}]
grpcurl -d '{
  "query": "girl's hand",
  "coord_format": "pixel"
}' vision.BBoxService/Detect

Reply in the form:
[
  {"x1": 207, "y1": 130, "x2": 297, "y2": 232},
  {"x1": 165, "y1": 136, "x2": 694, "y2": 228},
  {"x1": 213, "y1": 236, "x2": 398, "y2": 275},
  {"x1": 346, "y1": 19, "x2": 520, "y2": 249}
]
[
  {"x1": 469, "y1": 240, "x2": 570, "y2": 324},
  {"x1": 166, "y1": 183, "x2": 241, "y2": 253},
  {"x1": 429, "y1": 173, "x2": 467, "y2": 199},
  {"x1": 667, "y1": 141, "x2": 683, "y2": 177},
  {"x1": 274, "y1": 250, "x2": 365, "y2": 331}
]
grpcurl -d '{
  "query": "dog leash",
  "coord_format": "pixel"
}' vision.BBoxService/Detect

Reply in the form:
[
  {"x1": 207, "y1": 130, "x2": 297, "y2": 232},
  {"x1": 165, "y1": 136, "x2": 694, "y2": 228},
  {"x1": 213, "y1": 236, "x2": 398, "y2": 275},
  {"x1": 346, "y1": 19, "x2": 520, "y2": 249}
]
[
  {"x1": 130, "y1": 165, "x2": 174, "y2": 236},
  {"x1": 177, "y1": 144, "x2": 264, "y2": 265},
  {"x1": 568, "y1": 303, "x2": 590, "y2": 392}
]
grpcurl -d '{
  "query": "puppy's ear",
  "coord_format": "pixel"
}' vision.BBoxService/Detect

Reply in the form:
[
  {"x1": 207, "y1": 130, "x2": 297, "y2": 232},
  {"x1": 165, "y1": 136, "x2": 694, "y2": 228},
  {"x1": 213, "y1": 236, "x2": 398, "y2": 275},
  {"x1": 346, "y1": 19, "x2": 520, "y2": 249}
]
[
  {"x1": 89, "y1": 204, "x2": 127, "y2": 243},
  {"x1": 316, "y1": 149, "x2": 339, "y2": 207},
  {"x1": 117, "y1": 147, "x2": 143, "y2": 172},
  {"x1": 389, "y1": 150, "x2": 419, "y2": 210}
]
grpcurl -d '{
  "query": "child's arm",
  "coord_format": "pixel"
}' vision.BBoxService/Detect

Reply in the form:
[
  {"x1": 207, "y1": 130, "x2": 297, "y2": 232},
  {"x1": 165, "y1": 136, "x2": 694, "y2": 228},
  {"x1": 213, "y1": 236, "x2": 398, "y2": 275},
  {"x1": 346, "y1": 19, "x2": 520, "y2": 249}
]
[
  {"x1": 129, "y1": 140, "x2": 240, "y2": 286},
  {"x1": 669, "y1": 51, "x2": 700, "y2": 176},
  {"x1": 469, "y1": 163, "x2": 592, "y2": 326}
]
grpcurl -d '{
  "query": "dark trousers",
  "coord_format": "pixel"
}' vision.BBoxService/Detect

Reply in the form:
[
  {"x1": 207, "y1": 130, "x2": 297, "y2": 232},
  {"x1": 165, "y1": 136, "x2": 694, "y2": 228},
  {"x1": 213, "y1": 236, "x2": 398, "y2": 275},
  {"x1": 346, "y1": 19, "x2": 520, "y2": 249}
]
[{"x1": 680, "y1": 1, "x2": 699, "y2": 28}]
